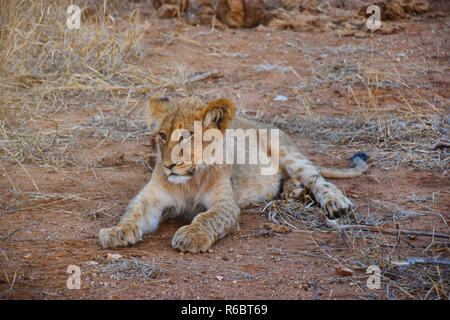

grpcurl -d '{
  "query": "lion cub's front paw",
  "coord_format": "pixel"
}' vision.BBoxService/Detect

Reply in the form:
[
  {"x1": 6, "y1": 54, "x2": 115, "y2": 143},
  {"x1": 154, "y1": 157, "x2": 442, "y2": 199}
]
[
  {"x1": 99, "y1": 223, "x2": 142, "y2": 249},
  {"x1": 172, "y1": 224, "x2": 214, "y2": 253},
  {"x1": 321, "y1": 196, "x2": 353, "y2": 219}
]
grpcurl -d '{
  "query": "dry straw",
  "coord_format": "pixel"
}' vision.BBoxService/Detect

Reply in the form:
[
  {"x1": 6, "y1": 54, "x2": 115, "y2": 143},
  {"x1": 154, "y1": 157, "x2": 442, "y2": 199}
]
[
  {"x1": 0, "y1": 0, "x2": 152, "y2": 167},
  {"x1": 0, "y1": 0, "x2": 448, "y2": 299}
]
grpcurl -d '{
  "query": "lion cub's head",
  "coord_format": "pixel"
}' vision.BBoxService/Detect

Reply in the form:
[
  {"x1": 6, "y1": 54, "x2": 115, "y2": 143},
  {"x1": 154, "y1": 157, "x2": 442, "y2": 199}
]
[{"x1": 147, "y1": 95, "x2": 234, "y2": 184}]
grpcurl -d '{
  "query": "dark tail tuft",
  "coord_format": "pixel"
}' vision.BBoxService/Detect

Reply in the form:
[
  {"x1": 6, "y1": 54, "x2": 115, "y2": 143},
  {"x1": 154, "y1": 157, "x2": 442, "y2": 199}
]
[{"x1": 351, "y1": 152, "x2": 369, "y2": 167}]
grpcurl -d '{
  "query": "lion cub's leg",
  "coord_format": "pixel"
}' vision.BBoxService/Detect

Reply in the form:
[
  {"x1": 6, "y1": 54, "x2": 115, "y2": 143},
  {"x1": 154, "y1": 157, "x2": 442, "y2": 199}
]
[
  {"x1": 99, "y1": 181, "x2": 173, "y2": 249},
  {"x1": 172, "y1": 181, "x2": 240, "y2": 253},
  {"x1": 280, "y1": 147, "x2": 352, "y2": 218}
]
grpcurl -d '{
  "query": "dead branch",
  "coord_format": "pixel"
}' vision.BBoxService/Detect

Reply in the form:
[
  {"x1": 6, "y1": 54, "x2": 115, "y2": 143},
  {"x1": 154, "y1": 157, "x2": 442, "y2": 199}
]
[
  {"x1": 188, "y1": 70, "x2": 223, "y2": 83},
  {"x1": 0, "y1": 229, "x2": 20, "y2": 242},
  {"x1": 430, "y1": 140, "x2": 450, "y2": 150},
  {"x1": 323, "y1": 217, "x2": 449, "y2": 239},
  {"x1": 392, "y1": 257, "x2": 450, "y2": 267}
]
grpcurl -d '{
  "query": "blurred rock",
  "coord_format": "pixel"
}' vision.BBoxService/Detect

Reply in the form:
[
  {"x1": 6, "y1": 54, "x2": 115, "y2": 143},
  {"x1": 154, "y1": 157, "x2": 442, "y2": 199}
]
[
  {"x1": 217, "y1": 0, "x2": 266, "y2": 28},
  {"x1": 335, "y1": 264, "x2": 354, "y2": 276}
]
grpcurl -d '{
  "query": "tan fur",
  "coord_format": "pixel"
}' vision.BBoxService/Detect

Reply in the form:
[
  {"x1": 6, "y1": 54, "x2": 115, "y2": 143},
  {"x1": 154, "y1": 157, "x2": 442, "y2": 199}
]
[{"x1": 99, "y1": 95, "x2": 368, "y2": 253}]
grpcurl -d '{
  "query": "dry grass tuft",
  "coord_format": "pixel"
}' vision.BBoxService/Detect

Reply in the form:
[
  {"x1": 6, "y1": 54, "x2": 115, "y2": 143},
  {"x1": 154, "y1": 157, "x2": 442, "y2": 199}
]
[
  {"x1": 0, "y1": 0, "x2": 447, "y2": 300},
  {"x1": 0, "y1": 0, "x2": 152, "y2": 167},
  {"x1": 269, "y1": 114, "x2": 449, "y2": 172},
  {"x1": 259, "y1": 196, "x2": 449, "y2": 299}
]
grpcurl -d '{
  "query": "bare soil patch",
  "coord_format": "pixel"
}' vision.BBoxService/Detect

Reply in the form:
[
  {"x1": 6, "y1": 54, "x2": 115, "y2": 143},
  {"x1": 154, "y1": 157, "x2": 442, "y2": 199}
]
[{"x1": 0, "y1": 0, "x2": 448, "y2": 299}]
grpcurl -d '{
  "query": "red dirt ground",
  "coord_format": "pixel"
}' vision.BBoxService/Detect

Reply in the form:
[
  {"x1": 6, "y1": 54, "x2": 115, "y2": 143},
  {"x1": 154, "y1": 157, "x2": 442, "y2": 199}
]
[{"x1": 0, "y1": 1, "x2": 448, "y2": 300}]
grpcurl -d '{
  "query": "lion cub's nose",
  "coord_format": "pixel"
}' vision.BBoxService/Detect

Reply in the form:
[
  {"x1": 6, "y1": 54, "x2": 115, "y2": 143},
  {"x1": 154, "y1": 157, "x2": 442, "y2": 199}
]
[{"x1": 165, "y1": 163, "x2": 176, "y2": 170}]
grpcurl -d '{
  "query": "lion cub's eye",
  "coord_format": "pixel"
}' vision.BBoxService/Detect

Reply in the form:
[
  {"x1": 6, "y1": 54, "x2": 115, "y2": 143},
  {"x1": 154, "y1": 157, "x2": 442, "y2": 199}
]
[
  {"x1": 158, "y1": 132, "x2": 167, "y2": 141},
  {"x1": 180, "y1": 131, "x2": 193, "y2": 141}
]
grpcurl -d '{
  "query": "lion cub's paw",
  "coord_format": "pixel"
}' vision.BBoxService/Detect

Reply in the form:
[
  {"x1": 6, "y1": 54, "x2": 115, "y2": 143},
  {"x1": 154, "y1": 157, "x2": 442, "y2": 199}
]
[
  {"x1": 99, "y1": 223, "x2": 142, "y2": 249},
  {"x1": 321, "y1": 196, "x2": 353, "y2": 219},
  {"x1": 282, "y1": 179, "x2": 306, "y2": 201},
  {"x1": 172, "y1": 224, "x2": 214, "y2": 253}
]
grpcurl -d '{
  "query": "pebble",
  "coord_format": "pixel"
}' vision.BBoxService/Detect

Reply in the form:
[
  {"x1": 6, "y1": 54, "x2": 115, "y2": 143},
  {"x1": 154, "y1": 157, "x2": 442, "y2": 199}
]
[
  {"x1": 107, "y1": 253, "x2": 122, "y2": 262},
  {"x1": 274, "y1": 95, "x2": 288, "y2": 102},
  {"x1": 335, "y1": 265, "x2": 354, "y2": 277}
]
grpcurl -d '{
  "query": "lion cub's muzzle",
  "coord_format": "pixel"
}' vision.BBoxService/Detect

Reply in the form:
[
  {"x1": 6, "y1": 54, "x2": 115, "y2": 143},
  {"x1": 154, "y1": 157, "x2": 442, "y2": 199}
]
[{"x1": 163, "y1": 163, "x2": 196, "y2": 184}]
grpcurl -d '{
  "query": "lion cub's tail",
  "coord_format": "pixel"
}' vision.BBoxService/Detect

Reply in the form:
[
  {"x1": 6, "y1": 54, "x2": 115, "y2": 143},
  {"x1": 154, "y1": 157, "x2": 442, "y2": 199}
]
[{"x1": 319, "y1": 152, "x2": 369, "y2": 179}]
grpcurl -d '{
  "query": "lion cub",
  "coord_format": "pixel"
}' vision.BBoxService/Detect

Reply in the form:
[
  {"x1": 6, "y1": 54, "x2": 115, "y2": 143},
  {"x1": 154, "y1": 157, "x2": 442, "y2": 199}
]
[{"x1": 99, "y1": 95, "x2": 368, "y2": 253}]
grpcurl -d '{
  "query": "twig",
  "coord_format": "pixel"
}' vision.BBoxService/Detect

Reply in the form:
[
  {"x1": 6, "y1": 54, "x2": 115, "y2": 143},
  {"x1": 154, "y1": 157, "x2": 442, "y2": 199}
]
[
  {"x1": 188, "y1": 70, "x2": 223, "y2": 83},
  {"x1": 323, "y1": 218, "x2": 449, "y2": 239},
  {"x1": 4, "y1": 198, "x2": 70, "y2": 213},
  {"x1": 391, "y1": 258, "x2": 450, "y2": 267},
  {"x1": 0, "y1": 143, "x2": 40, "y2": 192},
  {"x1": 312, "y1": 280, "x2": 318, "y2": 300},
  {"x1": 0, "y1": 248, "x2": 9, "y2": 264},
  {"x1": 392, "y1": 284, "x2": 417, "y2": 299},
  {"x1": 0, "y1": 229, "x2": 20, "y2": 242},
  {"x1": 430, "y1": 140, "x2": 450, "y2": 150},
  {"x1": 0, "y1": 162, "x2": 16, "y2": 192},
  {"x1": 176, "y1": 33, "x2": 204, "y2": 47},
  {"x1": 58, "y1": 172, "x2": 115, "y2": 196}
]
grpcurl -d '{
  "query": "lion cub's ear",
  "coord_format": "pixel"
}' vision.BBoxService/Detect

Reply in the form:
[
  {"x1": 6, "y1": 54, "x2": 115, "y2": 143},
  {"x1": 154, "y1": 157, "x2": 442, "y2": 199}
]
[
  {"x1": 201, "y1": 99, "x2": 235, "y2": 132},
  {"x1": 147, "y1": 94, "x2": 172, "y2": 132}
]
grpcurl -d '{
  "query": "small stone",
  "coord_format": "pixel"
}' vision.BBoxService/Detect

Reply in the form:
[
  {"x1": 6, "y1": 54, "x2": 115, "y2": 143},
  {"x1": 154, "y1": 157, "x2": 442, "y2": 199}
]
[
  {"x1": 107, "y1": 253, "x2": 122, "y2": 262},
  {"x1": 274, "y1": 95, "x2": 288, "y2": 102},
  {"x1": 335, "y1": 265, "x2": 354, "y2": 277}
]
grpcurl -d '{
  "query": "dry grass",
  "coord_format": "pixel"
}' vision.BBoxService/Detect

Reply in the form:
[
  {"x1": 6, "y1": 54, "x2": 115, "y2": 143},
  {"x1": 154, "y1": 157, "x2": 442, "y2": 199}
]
[
  {"x1": 0, "y1": 0, "x2": 448, "y2": 300},
  {"x1": 259, "y1": 62, "x2": 450, "y2": 299},
  {"x1": 0, "y1": 244, "x2": 17, "y2": 295},
  {"x1": 0, "y1": 0, "x2": 153, "y2": 167},
  {"x1": 268, "y1": 113, "x2": 449, "y2": 172},
  {"x1": 259, "y1": 39, "x2": 449, "y2": 173},
  {"x1": 0, "y1": 1, "x2": 158, "y2": 296},
  {"x1": 258, "y1": 195, "x2": 449, "y2": 300}
]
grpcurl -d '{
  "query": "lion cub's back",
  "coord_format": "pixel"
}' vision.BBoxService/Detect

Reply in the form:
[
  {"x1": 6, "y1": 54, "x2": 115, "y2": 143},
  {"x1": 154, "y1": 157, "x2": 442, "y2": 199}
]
[{"x1": 228, "y1": 117, "x2": 283, "y2": 207}]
